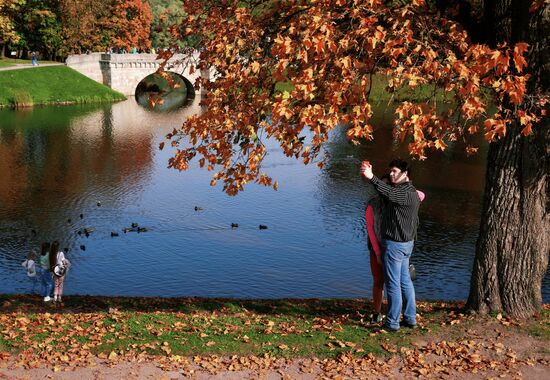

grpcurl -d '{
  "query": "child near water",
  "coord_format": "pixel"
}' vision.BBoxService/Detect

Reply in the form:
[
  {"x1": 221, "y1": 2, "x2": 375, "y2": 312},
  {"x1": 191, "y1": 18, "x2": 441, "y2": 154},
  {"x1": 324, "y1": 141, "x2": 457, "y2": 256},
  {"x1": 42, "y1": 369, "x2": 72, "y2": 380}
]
[
  {"x1": 21, "y1": 250, "x2": 38, "y2": 294},
  {"x1": 49, "y1": 241, "x2": 70, "y2": 304},
  {"x1": 39, "y1": 242, "x2": 53, "y2": 301}
]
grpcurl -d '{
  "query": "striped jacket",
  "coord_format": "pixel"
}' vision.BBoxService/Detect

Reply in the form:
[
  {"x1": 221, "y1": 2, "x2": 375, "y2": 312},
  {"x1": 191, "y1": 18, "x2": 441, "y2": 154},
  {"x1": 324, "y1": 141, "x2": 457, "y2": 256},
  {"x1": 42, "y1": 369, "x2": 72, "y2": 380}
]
[{"x1": 370, "y1": 176, "x2": 420, "y2": 242}]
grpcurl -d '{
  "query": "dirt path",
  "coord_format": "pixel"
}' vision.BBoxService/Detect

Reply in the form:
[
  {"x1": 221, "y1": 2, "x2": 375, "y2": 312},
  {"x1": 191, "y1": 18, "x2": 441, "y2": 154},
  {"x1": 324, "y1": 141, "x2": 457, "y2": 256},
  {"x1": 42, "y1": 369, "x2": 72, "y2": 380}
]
[
  {"x1": 0, "y1": 353, "x2": 547, "y2": 379},
  {"x1": 0, "y1": 63, "x2": 63, "y2": 71}
]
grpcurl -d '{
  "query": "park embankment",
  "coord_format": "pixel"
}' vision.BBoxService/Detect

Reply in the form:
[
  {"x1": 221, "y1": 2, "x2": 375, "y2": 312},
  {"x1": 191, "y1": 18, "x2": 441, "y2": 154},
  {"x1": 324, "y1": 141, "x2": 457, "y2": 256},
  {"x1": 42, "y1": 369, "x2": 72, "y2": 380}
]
[
  {"x1": 0, "y1": 295, "x2": 548, "y2": 379},
  {"x1": 0, "y1": 66, "x2": 125, "y2": 108}
]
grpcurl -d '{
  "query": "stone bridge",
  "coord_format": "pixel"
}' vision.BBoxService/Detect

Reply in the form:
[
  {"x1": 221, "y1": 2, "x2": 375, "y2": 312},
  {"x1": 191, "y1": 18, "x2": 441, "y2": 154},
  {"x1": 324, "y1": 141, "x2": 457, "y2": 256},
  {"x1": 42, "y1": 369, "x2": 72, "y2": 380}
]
[{"x1": 66, "y1": 53, "x2": 207, "y2": 96}]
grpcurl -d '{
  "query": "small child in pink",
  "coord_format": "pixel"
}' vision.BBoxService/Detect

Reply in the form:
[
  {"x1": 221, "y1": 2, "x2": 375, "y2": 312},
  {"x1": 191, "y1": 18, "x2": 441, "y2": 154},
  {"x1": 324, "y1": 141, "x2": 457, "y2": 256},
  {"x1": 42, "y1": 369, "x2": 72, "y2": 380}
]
[{"x1": 49, "y1": 241, "x2": 71, "y2": 303}]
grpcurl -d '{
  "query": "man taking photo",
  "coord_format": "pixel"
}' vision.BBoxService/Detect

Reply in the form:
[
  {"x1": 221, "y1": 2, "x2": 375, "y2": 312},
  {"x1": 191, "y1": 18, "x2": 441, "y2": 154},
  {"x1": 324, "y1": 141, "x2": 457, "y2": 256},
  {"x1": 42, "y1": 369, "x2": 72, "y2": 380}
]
[{"x1": 361, "y1": 158, "x2": 420, "y2": 332}]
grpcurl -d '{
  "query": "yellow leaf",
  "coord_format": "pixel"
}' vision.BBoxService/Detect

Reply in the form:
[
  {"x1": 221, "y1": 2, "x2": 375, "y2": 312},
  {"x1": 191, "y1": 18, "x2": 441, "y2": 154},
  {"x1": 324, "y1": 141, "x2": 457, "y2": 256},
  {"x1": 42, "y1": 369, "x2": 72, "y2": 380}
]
[
  {"x1": 434, "y1": 139, "x2": 447, "y2": 150},
  {"x1": 251, "y1": 61, "x2": 261, "y2": 74}
]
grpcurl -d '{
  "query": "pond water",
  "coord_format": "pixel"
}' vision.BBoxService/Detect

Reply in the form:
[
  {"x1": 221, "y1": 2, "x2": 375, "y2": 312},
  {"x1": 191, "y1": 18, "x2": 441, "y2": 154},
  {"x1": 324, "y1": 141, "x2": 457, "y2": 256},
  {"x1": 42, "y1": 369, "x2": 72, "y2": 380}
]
[{"x1": 0, "y1": 98, "x2": 548, "y2": 301}]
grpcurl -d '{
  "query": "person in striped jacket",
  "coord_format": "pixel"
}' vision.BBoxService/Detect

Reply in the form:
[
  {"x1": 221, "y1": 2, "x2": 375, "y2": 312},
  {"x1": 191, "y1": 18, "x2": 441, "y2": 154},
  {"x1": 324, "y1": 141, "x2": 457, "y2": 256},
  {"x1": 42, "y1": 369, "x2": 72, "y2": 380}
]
[
  {"x1": 365, "y1": 172, "x2": 425, "y2": 325},
  {"x1": 361, "y1": 158, "x2": 420, "y2": 332}
]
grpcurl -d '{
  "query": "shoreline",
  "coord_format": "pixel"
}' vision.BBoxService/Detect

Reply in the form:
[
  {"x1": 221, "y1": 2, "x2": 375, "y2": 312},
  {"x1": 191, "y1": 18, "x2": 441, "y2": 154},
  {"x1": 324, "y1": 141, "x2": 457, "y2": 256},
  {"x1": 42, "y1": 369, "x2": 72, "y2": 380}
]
[{"x1": 0, "y1": 98, "x2": 126, "y2": 109}]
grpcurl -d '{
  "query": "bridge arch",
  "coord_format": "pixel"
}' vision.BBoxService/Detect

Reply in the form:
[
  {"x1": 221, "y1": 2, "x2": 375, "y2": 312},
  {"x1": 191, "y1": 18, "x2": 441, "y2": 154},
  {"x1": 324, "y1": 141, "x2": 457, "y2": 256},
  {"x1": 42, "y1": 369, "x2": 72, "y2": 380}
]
[{"x1": 135, "y1": 71, "x2": 196, "y2": 111}]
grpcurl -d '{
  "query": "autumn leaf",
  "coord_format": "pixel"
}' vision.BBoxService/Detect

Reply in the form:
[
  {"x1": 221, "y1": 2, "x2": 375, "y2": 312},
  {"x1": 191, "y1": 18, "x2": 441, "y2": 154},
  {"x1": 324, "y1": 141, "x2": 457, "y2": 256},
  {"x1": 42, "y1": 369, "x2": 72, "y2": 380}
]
[{"x1": 381, "y1": 344, "x2": 397, "y2": 353}]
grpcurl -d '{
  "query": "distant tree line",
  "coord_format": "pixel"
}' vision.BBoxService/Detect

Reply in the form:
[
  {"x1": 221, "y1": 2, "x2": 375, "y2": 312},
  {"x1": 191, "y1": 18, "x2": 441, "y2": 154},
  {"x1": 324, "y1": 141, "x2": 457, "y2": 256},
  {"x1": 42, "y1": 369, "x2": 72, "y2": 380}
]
[{"x1": 0, "y1": 0, "x2": 186, "y2": 61}]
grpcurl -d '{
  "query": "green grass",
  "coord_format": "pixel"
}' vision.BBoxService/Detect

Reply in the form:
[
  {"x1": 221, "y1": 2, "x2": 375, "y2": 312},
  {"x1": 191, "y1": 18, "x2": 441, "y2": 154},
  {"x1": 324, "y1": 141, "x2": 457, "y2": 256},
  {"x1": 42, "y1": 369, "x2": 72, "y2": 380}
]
[
  {"x1": 90, "y1": 307, "x2": 399, "y2": 358},
  {"x1": 0, "y1": 295, "x2": 547, "y2": 363},
  {"x1": 0, "y1": 296, "x2": 435, "y2": 359},
  {"x1": 275, "y1": 73, "x2": 451, "y2": 103},
  {"x1": 0, "y1": 57, "x2": 29, "y2": 66},
  {"x1": 525, "y1": 309, "x2": 550, "y2": 340},
  {"x1": 0, "y1": 66, "x2": 126, "y2": 108}
]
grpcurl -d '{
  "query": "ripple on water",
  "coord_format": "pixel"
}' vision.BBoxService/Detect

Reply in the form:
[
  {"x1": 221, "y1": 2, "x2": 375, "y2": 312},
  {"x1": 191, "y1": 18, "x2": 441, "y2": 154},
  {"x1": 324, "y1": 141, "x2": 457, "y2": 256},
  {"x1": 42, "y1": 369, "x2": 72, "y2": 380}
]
[{"x1": 0, "y1": 99, "x2": 549, "y2": 301}]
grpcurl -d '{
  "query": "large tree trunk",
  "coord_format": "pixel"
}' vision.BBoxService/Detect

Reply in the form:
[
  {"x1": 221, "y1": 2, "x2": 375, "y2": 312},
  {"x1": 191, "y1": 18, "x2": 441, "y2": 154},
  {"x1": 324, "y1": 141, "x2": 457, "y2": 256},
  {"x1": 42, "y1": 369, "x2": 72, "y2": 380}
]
[
  {"x1": 467, "y1": 0, "x2": 550, "y2": 317},
  {"x1": 467, "y1": 122, "x2": 550, "y2": 317}
]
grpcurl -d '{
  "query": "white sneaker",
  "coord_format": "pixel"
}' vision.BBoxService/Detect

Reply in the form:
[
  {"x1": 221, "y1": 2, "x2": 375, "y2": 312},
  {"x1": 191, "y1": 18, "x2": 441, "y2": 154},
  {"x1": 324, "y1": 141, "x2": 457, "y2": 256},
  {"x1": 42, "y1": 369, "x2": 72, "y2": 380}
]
[{"x1": 43, "y1": 296, "x2": 51, "y2": 302}]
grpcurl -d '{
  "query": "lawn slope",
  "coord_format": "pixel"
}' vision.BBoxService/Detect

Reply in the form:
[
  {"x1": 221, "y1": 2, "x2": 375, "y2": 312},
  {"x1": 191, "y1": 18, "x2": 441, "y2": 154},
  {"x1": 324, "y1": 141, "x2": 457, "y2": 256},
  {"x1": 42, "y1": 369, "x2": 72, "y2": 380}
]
[{"x1": 0, "y1": 66, "x2": 125, "y2": 108}]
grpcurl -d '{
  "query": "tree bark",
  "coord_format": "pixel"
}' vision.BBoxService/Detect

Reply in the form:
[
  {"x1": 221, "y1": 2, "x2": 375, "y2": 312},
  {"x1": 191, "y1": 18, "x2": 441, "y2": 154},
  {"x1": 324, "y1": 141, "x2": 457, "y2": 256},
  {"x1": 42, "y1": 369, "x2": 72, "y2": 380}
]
[
  {"x1": 467, "y1": 121, "x2": 550, "y2": 317},
  {"x1": 467, "y1": 0, "x2": 550, "y2": 317}
]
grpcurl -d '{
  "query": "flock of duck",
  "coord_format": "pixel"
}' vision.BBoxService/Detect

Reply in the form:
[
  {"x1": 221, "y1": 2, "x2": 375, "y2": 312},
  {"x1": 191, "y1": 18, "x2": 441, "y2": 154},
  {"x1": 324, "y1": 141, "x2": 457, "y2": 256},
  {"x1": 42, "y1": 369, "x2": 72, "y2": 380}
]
[
  {"x1": 30, "y1": 203, "x2": 269, "y2": 253},
  {"x1": 193, "y1": 206, "x2": 268, "y2": 229}
]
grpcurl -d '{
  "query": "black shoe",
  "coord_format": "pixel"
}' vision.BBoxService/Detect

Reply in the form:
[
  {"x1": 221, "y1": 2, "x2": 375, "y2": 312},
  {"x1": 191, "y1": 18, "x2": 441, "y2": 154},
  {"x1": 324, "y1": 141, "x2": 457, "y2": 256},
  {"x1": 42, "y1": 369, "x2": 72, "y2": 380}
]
[
  {"x1": 375, "y1": 323, "x2": 399, "y2": 333},
  {"x1": 400, "y1": 321, "x2": 418, "y2": 329}
]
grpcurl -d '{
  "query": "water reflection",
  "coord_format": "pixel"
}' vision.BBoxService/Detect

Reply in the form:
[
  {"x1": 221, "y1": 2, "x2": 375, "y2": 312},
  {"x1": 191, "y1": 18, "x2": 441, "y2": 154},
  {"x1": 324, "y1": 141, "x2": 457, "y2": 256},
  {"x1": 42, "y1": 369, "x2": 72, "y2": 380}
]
[
  {"x1": 0, "y1": 99, "x2": 548, "y2": 301},
  {"x1": 135, "y1": 72, "x2": 192, "y2": 112},
  {"x1": 0, "y1": 105, "x2": 151, "y2": 230}
]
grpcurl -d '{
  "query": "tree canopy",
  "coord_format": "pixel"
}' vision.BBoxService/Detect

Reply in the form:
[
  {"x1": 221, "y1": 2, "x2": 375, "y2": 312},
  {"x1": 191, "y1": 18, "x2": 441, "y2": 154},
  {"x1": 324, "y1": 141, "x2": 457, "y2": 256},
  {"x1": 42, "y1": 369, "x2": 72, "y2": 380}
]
[
  {"x1": 163, "y1": 0, "x2": 548, "y2": 195},
  {"x1": 162, "y1": 0, "x2": 549, "y2": 318},
  {"x1": 149, "y1": 0, "x2": 186, "y2": 49},
  {"x1": 0, "y1": 0, "x2": 25, "y2": 48},
  {"x1": 1, "y1": 0, "x2": 154, "y2": 58}
]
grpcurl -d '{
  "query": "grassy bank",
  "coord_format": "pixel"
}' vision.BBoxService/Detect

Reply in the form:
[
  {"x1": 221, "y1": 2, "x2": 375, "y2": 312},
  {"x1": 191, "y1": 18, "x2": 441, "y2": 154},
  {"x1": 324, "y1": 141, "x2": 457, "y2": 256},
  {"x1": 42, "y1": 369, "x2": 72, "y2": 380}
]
[
  {"x1": 0, "y1": 295, "x2": 548, "y2": 377},
  {"x1": 0, "y1": 66, "x2": 125, "y2": 108},
  {"x1": 0, "y1": 61, "x2": 15, "y2": 68},
  {"x1": 275, "y1": 73, "x2": 449, "y2": 103}
]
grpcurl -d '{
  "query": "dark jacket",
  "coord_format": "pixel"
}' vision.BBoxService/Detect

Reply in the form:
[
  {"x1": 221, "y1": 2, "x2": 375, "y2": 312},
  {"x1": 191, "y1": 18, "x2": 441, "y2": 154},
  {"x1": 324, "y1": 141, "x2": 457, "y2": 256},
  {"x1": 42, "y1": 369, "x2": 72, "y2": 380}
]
[{"x1": 370, "y1": 176, "x2": 420, "y2": 242}]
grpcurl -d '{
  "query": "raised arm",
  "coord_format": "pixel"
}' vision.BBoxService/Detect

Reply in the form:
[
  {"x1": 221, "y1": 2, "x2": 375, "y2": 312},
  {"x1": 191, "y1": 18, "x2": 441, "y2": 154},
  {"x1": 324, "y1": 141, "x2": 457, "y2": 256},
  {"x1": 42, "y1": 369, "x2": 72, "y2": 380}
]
[{"x1": 370, "y1": 176, "x2": 418, "y2": 205}]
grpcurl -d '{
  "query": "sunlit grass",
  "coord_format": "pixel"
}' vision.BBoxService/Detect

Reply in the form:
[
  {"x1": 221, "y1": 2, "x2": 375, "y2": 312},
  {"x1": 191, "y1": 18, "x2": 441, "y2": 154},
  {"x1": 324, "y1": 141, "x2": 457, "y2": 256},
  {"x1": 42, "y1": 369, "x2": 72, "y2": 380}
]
[
  {"x1": 0, "y1": 66, "x2": 125, "y2": 108},
  {"x1": 275, "y1": 73, "x2": 450, "y2": 104}
]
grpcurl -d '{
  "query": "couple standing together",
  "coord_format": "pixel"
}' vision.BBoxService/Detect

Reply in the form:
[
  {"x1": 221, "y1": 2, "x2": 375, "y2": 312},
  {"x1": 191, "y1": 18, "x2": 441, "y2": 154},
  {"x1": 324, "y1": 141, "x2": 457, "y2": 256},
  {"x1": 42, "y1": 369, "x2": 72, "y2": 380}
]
[{"x1": 361, "y1": 158, "x2": 422, "y2": 332}]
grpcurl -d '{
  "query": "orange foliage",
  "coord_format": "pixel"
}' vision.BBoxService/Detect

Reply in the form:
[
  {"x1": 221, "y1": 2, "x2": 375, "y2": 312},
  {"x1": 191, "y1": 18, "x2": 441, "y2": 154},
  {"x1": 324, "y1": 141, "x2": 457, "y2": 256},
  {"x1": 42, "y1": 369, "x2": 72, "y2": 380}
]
[
  {"x1": 164, "y1": 0, "x2": 548, "y2": 195},
  {"x1": 108, "y1": 0, "x2": 152, "y2": 50},
  {"x1": 59, "y1": 0, "x2": 111, "y2": 53}
]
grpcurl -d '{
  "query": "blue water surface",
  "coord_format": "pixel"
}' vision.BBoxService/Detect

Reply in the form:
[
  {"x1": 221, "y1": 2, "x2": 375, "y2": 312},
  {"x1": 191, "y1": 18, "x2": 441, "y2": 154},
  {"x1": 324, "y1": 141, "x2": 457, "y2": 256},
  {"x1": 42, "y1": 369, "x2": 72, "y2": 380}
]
[{"x1": 0, "y1": 98, "x2": 548, "y2": 302}]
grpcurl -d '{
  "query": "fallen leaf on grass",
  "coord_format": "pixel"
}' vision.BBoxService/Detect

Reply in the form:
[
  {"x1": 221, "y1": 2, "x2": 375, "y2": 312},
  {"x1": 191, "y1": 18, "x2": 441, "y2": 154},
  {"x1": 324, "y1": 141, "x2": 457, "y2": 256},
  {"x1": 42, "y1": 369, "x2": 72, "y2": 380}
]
[{"x1": 381, "y1": 344, "x2": 397, "y2": 353}]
